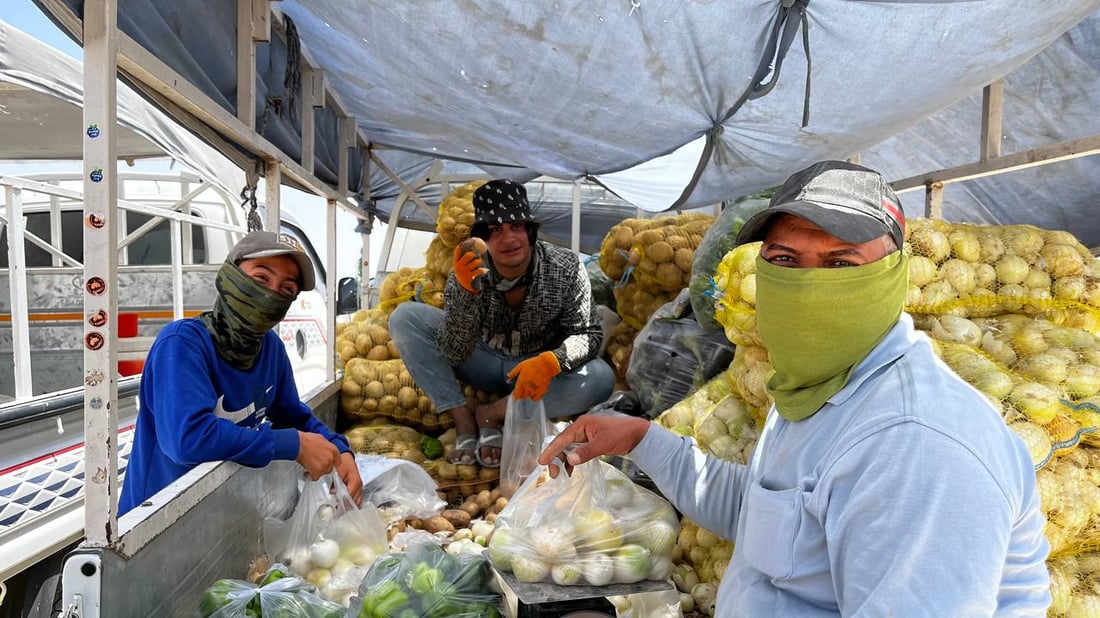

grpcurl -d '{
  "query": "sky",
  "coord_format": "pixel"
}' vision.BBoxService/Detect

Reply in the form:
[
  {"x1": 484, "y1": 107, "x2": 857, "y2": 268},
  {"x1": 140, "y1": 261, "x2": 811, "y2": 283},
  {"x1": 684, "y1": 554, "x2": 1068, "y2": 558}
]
[{"x1": 0, "y1": 1, "x2": 400, "y2": 282}]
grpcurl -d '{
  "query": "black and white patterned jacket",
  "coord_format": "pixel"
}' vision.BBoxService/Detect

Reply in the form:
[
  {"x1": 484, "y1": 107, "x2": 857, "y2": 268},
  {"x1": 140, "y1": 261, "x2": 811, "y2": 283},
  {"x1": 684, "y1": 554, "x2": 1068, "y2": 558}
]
[{"x1": 438, "y1": 241, "x2": 602, "y2": 371}]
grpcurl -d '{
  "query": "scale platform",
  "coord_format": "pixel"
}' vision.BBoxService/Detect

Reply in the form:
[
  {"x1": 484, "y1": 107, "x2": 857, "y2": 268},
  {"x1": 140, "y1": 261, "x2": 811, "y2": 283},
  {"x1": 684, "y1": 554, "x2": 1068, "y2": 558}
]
[{"x1": 494, "y1": 567, "x2": 673, "y2": 617}]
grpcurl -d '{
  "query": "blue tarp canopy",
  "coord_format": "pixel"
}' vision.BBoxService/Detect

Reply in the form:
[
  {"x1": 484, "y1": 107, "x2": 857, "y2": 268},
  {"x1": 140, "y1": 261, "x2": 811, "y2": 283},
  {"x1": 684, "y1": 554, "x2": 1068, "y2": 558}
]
[{"x1": 29, "y1": 1, "x2": 1100, "y2": 250}]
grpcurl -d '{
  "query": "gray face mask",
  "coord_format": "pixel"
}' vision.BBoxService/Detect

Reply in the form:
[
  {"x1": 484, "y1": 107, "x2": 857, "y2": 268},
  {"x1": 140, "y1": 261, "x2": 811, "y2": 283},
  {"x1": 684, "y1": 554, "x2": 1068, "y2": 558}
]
[{"x1": 199, "y1": 261, "x2": 294, "y2": 370}]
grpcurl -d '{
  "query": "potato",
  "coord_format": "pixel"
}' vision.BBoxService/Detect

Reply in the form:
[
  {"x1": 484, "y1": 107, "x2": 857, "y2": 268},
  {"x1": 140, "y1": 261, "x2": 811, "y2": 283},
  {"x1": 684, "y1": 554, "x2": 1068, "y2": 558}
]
[
  {"x1": 474, "y1": 489, "x2": 493, "y2": 511},
  {"x1": 441, "y1": 509, "x2": 472, "y2": 529},
  {"x1": 493, "y1": 497, "x2": 509, "y2": 513},
  {"x1": 422, "y1": 516, "x2": 456, "y2": 534}
]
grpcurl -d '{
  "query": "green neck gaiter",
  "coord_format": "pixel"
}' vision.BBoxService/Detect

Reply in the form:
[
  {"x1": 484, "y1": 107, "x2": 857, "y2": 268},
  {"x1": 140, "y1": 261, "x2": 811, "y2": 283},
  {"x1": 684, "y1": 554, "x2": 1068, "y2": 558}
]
[
  {"x1": 755, "y1": 252, "x2": 908, "y2": 421},
  {"x1": 200, "y1": 261, "x2": 294, "y2": 370}
]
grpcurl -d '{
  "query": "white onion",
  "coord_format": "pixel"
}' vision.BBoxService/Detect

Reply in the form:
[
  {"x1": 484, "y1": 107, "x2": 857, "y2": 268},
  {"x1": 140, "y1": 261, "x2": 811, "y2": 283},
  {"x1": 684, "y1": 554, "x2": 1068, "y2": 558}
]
[{"x1": 309, "y1": 538, "x2": 340, "y2": 569}]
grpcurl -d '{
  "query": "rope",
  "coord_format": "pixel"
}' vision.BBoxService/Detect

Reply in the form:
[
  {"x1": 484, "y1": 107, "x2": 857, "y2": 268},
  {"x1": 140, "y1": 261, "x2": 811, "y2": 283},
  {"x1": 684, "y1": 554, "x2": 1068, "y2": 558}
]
[
  {"x1": 240, "y1": 162, "x2": 263, "y2": 232},
  {"x1": 258, "y1": 15, "x2": 303, "y2": 135}
]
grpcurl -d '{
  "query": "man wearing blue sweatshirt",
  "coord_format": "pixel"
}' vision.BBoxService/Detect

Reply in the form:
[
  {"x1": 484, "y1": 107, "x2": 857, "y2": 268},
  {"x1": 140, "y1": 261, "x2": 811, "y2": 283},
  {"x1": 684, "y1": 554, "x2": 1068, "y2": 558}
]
[
  {"x1": 120, "y1": 230, "x2": 362, "y2": 515},
  {"x1": 541, "y1": 161, "x2": 1051, "y2": 616}
]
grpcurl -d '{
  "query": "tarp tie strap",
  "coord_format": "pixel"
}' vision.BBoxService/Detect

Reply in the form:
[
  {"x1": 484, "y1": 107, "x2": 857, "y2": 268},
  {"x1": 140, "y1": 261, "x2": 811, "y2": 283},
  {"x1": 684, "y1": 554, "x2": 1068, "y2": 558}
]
[{"x1": 670, "y1": 0, "x2": 812, "y2": 210}]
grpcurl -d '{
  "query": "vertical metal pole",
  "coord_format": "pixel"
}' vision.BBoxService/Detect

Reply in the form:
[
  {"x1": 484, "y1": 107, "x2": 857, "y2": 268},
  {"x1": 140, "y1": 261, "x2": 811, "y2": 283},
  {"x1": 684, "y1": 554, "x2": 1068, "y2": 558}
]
[
  {"x1": 49, "y1": 180, "x2": 63, "y2": 267},
  {"x1": 301, "y1": 65, "x2": 317, "y2": 174},
  {"x1": 5, "y1": 186, "x2": 33, "y2": 398},
  {"x1": 180, "y1": 178, "x2": 194, "y2": 265},
  {"x1": 326, "y1": 199, "x2": 337, "y2": 379},
  {"x1": 980, "y1": 80, "x2": 1004, "y2": 162},
  {"x1": 924, "y1": 182, "x2": 944, "y2": 219},
  {"x1": 236, "y1": 0, "x2": 257, "y2": 129},
  {"x1": 265, "y1": 159, "x2": 281, "y2": 231},
  {"x1": 571, "y1": 180, "x2": 581, "y2": 254},
  {"x1": 359, "y1": 149, "x2": 372, "y2": 307},
  {"x1": 171, "y1": 218, "x2": 184, "y2": 320},
  {"x1": 83, "y1": 0, "x2": 120, "y2": 547},
  {"x1": 338, "y1": 119, "x2": 354, "y2": 198}
]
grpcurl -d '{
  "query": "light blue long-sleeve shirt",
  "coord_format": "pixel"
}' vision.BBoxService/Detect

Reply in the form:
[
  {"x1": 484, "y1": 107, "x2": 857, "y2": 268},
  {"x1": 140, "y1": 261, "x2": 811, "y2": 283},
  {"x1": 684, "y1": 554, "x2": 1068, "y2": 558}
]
[{"x1": 630, "y1": 313, "x2": 1050, "y2": 616}]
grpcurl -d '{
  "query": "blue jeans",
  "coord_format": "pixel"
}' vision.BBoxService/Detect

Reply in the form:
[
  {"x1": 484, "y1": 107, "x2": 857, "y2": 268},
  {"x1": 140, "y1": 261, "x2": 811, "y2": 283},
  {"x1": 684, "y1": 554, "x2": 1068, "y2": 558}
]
[{"x1": 388, "y1": 302, "x2": 615, "y2": 417}]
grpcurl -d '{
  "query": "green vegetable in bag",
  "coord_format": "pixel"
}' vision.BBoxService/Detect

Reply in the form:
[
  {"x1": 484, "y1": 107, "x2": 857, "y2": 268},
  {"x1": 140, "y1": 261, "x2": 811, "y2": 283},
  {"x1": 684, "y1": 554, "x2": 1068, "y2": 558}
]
[
  {"x1": 199, "y1": 579, "x2": 250, "y2": 617},
  {"x1": 419, "y1": 436, "x2": 444, "y2": 459},
  {"x1": 359, "y1": 580, "x2": 410, "y2": 618},
  {"x1": 451, "y1": 554, "x2": 492, "y2": 594}
]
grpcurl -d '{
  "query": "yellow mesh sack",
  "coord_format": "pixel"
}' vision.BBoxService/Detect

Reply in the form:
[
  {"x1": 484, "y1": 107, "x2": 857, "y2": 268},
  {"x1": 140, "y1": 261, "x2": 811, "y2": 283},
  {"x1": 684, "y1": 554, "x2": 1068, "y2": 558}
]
[
  {"x1": 424, "y1": 235, "x2": 453, "y2": 277},
  {"x1": 435, "y1": 180, "x2": 484, "y2": 248},
  {"x1": 629, "y1": 215, "x2": 716, "y2": 294},
  {"x1": 336, "y1": 307, "x2": 398, "y2": 366},
  {"x1": 377, "y1": 267, "x2": 446, "y2": 313},
  {"x1": 340, "y1": 358, "x2": 453, "y2": 432},
  {"x1": 905, "y1": 219, "x2": 1100, "y2": 331},
  {"x1": 713, "y1": 242, "x2": 762, "y2": 347},
  {"x1": 675, "y1": 517, "x2": 734, "y2": 587},
  {"x1": 612, "y1": 281, "x2": 677, "y2": 331}
]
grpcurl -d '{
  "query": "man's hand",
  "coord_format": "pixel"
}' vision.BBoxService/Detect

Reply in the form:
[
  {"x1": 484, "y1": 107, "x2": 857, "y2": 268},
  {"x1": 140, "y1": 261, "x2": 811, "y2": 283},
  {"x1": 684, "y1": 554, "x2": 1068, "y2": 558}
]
[
  {"x1": 336, "y1": 451, "x2": 363, "y2": 506},
  {"x1": 538, "y1": 413, "x2": 651, "y2": 478},
  {"x1": 453, "y1": 241, "x2": 489, "y2": 294},
  {"x1": 296, "y1": 431, "x2": 341, "y2": 480},
  {"x1": 507, "y1": 351, "x2": 561, "y2": 401}
]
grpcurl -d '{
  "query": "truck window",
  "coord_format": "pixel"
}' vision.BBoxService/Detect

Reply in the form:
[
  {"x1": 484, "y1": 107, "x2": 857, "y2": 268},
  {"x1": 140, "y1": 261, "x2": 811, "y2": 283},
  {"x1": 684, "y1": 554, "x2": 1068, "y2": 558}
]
[
  {"x1": 0, "y1": 211, "x2": 206, "y2": 267},
  {"x1": 125, "y1": 212, "x2": 207, "y2": 265}
]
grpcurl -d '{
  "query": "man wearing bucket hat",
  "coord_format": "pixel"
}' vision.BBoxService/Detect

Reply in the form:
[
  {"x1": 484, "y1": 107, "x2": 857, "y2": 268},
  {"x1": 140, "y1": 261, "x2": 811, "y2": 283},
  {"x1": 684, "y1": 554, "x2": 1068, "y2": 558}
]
[
  {"x1": 390, "y1": 179, "x2": 615, "y2": 467},
  {"x1": 540, "y1": 161, "x2": 1051, "y2": 615},
  {"x1": 120, "y1": 230, "x2": 363, "y2": 515}
]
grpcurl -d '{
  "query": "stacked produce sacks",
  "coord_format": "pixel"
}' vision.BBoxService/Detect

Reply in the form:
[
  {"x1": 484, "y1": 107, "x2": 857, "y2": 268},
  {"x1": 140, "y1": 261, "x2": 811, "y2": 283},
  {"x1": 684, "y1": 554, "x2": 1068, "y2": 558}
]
[
  {"x1": 599, "y1": 213, "x2": 715, "y2": 331},
  {"x1": 702, "y1": 217, "x2": 1100, "y2": 615}
]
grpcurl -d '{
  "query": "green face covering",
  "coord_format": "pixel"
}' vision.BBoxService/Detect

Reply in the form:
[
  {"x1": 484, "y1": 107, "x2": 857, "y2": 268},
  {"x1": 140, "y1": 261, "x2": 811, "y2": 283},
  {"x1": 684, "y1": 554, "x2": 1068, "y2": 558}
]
[
  {"x1": 200, "y1": 261, "x2": 295, "y2": 370},
  {"x1": 755, "y1": 251, "x2": 908, "y2": 421}
]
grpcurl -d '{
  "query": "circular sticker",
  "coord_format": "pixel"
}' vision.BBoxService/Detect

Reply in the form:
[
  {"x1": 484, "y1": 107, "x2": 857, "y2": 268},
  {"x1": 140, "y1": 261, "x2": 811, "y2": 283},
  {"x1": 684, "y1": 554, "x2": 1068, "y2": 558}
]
[
  {"x1": 87, "y1": 212, "x2": 106, "y2": 229},
  {"x1": 87, "y1": 124, "x2": 101, "y2": 138},
  {"x1": 88, "y1": 309, "x2": 108, "y2": 328},
  {"x1": 85, "y1": 332, "x2": 105, "y2": 351},
  {"x1": 90, "y1": 168, "x2": 104, "y2": 183},
  {"x1": 86, "y1": 277, "x2": 106, "y2": 295}
]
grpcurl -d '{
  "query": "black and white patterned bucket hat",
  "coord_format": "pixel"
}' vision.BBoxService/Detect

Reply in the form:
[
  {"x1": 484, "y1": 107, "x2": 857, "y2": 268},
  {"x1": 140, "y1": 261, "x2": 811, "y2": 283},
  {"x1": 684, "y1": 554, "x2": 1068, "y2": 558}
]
[{"x1": 471, "y1": 179, "x2": 539, "y2": 239}]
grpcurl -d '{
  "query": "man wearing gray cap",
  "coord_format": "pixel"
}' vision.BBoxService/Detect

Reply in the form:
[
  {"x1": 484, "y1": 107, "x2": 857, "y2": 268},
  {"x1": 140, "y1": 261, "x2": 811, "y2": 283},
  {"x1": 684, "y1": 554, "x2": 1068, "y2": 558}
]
[
  {"x1": 120, "y1": 230, "x2": 362, "y2": 515},
  {"x1": 540, "y1": 161, "x2": 1051, "y2": 615}
]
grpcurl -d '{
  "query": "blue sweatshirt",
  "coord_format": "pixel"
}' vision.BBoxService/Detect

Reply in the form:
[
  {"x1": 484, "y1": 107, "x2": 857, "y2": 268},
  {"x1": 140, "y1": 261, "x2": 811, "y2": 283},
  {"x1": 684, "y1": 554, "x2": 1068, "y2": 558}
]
[{"x1": 119, "y1": 318, "x2": 349, "y2": 515}]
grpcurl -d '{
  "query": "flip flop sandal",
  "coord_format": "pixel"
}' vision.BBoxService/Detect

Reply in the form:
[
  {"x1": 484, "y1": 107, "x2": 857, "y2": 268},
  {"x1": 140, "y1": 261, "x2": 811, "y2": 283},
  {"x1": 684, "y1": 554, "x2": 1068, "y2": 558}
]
[
  {"x1": 450, "y1": 433, "x2": 478, "y2": 465},
  {"x1": 476, "y1": 427, "x2": 503, "y2": 469}
]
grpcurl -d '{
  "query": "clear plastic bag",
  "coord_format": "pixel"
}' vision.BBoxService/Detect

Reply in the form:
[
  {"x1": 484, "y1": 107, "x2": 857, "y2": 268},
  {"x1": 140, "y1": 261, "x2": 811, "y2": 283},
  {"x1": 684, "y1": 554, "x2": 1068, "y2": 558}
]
[
  {"x1": 355, "y1": 453, "x2": 447, "y2": 522},
  {"x1": 608, "y1": 589, "x2": 685, "y2": 618},
  {"x1": 348, "y1": 537, "x2": 502, "y2": 617},
  {"x1": 198, "y1": 565, "x2": 345, "y2": 618},
  {"x1": 499, "y1": 397, "x2": 555, "y2": 498},
  {"x1": 275, "y1": 472, "x2": 388, "y2": 606},
  {"x1": 487, "y1": 458, "x2": 680, "y2": 586}
]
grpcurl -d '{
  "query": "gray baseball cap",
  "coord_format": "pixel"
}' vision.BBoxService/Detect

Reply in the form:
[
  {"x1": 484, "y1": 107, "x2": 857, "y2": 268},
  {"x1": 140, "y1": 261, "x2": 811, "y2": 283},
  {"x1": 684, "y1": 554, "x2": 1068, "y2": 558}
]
[
  {"x1": 229, "y1": 230, "x2": 315, "y2": 292},
  {"x1": 735, "y1": 160, "x2": 906, "y2": 249}
]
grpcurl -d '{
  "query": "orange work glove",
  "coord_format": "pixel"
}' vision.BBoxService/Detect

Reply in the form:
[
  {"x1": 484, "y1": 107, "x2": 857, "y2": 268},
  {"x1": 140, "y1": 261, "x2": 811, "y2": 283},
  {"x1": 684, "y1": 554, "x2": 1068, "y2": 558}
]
[
  {"x1": 507, "y1": 351, "x2": 561, "y2": 401},
  {"x1": 453, "y1": 242, "x2": 489, "y2": 293}
]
